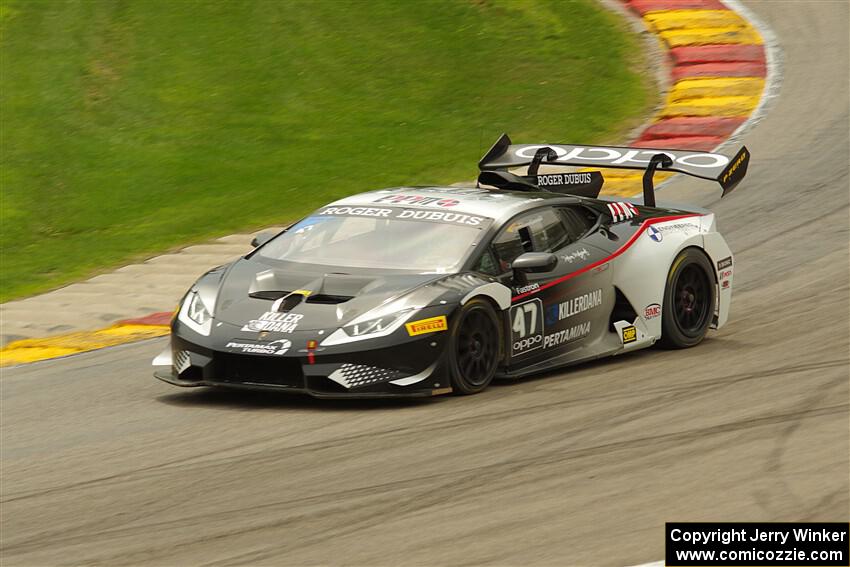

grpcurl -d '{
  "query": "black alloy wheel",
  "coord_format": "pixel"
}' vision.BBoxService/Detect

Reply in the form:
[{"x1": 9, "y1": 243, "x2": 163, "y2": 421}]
[
  {"x1": 449, "y1": 299, "x2": 501, "y2": 394},
  {"x1": 659, "y1": 248, "x2": 716, "y2": 349}
]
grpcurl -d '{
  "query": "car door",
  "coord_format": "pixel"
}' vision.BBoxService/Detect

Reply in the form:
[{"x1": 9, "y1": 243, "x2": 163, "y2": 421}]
[{"x1": 473, "y1": 205, "x2": 614, "y2": 370}]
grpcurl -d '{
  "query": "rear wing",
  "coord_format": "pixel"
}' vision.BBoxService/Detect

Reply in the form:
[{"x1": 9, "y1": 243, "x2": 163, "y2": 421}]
[{"x1": 477, "y1": 133, "x2": 749, "y2": 204}]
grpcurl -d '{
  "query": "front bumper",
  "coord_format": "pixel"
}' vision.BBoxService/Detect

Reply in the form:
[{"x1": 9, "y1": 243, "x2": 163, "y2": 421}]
[{"x1": 154, "y1": 332, "x2": 452, "y2": 398}]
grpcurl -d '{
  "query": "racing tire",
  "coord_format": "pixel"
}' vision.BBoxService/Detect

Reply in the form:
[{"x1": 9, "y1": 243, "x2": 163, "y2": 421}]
[
  {"x1": 658, "y1": 248, "x2": 716, "y2": 349},
  {"x1": 448, "y1": 298, "x2": 501, "y2": 395}
]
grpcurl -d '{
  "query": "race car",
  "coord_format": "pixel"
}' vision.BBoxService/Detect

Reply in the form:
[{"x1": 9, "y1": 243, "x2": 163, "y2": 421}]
[{"x1": 153, "y1": 134, "x2": 749, "y2": 398}]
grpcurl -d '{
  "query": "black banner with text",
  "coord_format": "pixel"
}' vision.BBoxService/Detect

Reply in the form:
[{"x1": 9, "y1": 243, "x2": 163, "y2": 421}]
[{"x1": 666, "y1": 523, "x2": 849, "y2": 566}]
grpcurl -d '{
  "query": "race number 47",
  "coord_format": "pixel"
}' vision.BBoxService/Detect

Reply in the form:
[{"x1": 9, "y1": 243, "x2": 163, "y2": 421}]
[{"x1": 512, "y1": 302, "x2": 538, "y2": 338}]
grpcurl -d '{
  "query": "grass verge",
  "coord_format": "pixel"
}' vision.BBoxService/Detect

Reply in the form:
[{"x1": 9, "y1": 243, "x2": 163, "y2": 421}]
[{"x1": 0, "y1": 0, "x2": 654, "y2": 301}]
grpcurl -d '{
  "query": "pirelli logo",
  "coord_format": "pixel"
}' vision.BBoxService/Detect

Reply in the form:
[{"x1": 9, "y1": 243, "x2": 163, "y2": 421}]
[
  {"x1": 721, "y1": 148, "x2": 748, "y2": 185},
  {"x1": 405, "y1": 316, "x2": 448, "y2": 337}
]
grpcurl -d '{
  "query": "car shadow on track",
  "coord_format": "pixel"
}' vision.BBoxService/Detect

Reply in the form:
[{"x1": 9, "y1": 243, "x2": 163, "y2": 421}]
[
  {"x1": 154, "y1": 346, "x2": 675, "y2": 412},
  {"x1": 155, "y1": 388, "x2": 437, "y2": 412}
]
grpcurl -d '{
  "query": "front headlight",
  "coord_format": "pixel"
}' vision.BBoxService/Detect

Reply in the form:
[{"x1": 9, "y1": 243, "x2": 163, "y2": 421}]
[
  {"x1": 178, "y1": 291, "x2": 214, "y2": 336},
  {"x1": 321, "y1": 308, "x2": 416, "y2": 346}
]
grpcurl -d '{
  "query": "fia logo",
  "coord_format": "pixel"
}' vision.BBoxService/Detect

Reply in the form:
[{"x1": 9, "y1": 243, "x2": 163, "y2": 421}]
[{"x1": 647, "y1": 226, "x2": 663, "y2": 242}]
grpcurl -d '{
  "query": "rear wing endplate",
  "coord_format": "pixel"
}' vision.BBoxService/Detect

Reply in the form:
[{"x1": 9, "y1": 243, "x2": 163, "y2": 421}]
[{"x1": 478, "y1": 133, "x2": 750, "y2": 202}]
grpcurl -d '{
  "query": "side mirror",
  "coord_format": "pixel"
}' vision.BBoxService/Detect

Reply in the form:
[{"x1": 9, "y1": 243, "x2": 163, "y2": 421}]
[
  {"x1": 251, "y1": 231, "x2": 276, "y2": 248},
  {"x1": 512, "y1": 252, "x2": 558, "y2": 274}
]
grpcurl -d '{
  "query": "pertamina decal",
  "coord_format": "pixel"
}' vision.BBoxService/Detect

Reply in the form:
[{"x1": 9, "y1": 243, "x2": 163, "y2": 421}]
[
  {"x1": 543, "y1": 322, "x2": 591, "y2": 348},
  {"x1": 622, "y1": 325, "x2": 637, "y2": 344},
  {"x1": 405, "y1": 316, "x2": 448, "y2": 337}
]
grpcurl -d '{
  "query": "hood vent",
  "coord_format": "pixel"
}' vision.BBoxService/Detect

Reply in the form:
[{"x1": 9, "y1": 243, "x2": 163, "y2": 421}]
[
  {"x1": 249, "y1": 290, "x2": 290, "y2": 301},
  {"x1": 306, "y1": 294, "x2": 354, "y2": 305}
]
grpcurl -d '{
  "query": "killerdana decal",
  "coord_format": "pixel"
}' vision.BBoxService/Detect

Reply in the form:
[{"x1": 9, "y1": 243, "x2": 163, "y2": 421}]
[{"x1": 241, "y1": 312, "x2": 303, "y2": 333}]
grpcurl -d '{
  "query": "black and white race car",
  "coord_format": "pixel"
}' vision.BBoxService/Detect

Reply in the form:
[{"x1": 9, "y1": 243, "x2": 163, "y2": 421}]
[{"x1": 153, "y1": 134, "x2": 749, "y2": 398}]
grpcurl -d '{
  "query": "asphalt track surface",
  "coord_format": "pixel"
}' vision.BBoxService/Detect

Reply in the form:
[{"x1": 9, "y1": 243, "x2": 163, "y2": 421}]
[{"x1": 2, "y1": 2, "x2": 848, "y2": 565}]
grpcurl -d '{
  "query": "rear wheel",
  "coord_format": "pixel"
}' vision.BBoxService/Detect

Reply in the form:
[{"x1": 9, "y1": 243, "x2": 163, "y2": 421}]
[
  {"x1": 658, "y1": 248, "x2": 716, "y2": 349},
  {"x1": 448, "y1": 299, "x2": 501, "y2": 395}
]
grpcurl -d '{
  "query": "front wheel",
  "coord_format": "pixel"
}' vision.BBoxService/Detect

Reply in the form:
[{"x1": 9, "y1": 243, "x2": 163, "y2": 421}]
[
  {"x1": 658, "y1": 248, "x2": 716, "y2": 349},
  {"x1": 448, "y1": 299, "x2": 501, "y2": 395}
]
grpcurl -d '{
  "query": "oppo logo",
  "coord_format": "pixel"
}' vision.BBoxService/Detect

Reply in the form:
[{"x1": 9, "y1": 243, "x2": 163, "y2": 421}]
[
  {"x1": 514, "y1": 146, "x2": 729, "y2": 169},
  {"x1": 513, "y1": 335, "x2": 542, "y2": 351}
]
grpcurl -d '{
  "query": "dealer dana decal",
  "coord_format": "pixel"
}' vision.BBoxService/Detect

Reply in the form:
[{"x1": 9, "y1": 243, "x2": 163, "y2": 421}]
[
  {"x1": 405, "y1": 316, "x2": 448, "y2": 337},
  {"x1": 241, "y1": 312, "x2": 303, "y2": 333}
]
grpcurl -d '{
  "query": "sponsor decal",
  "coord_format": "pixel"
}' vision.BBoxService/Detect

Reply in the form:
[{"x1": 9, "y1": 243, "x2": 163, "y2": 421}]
[
  {"x1": 556, "y1": 289, "x2": 603, "y2": 321},
  {"x1": 593, "y1": 262, "x2": 610, "y2": 274},
  {"x1": 622, "y1": 325, "x2": 637, "y2": 344},
  {"x1": 607, "y1": 202, "x2": 638, "y2": 223},
  {"x1": 318, "y1": 206, "x2": 484, "y2": 226},
  {"x1": 396, "y1": 209, "x2": 484, "y2": 226},
  {"x1": 646, "y1": 222, "x2": 699, "y2": 237},
  {"x1": 536, "y1": 172, "x2": 593, "y2": 187},
  {"x1": 319, "y1": 206, "x2": 393, "y2": 218},
  {"x1": 543, "y1": 321, "x2": 591, "y2": 349},
  {"x1": 405, "y1": 316, "x2": 448, "y2": 336},
  {"x1": 561, "y1": 247, "x2": 590, "y2": 264},
  {"x1": 514, "y1": 282, "x2": 540, "y2": 295},
  {"x1": 511, "y1": 299, "x2": 544, "y2": 356},
  {"x1": 644, "y1": 303, "x2": 661, "y2": 319},
  {"x1": 647, "y1": 225, "x2": 663, "y2": 242},
  {"x1": 373, "y1": 194, "x2": 459, "y2": 207},
  {"x1": 514, "y1": 145, "x2": 730, "y2": 169},
  {"x1": 722, "y1": 280, "x2": 730, "y2": 289},
  {"x1": 225, "y1": 339, "x2": 292, "y2": 355},
  {"x1": 717, "y1": 256, "x2": 733, "y2": 270},
  {"x1": 719, "y1": 269, "x2": 732, "y2": 280},
  {"x1": 721, "y1": 147, "x2": 748, "y2": 186},
  {"x1": 241, "y1": 312, "x2": 303, "y2": 333}
]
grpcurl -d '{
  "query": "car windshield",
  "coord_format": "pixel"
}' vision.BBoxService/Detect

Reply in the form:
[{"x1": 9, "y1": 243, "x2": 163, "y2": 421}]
[{"x1": 257, "y1": 209, "x2": 491, "y2": 272}]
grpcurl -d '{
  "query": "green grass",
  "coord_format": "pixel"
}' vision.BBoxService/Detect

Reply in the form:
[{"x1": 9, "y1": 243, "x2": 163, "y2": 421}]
[{"x1": 0, "y1": 0, "x2": 654, "y2": 302}]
